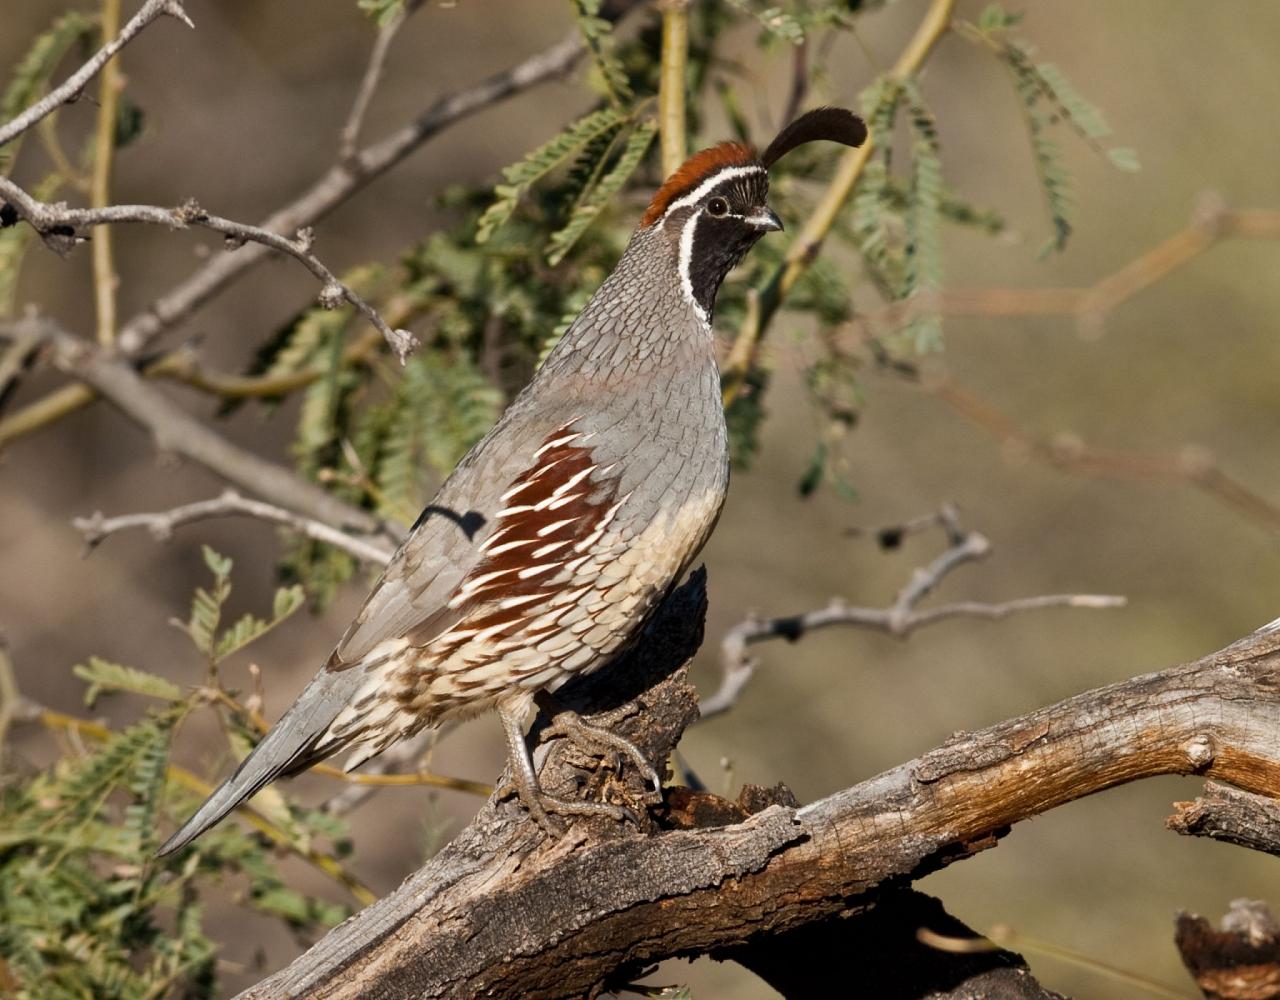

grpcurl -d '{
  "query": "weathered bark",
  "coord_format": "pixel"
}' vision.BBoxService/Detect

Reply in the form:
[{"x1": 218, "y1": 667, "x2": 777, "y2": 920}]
[
  {"x1": 1169, "y1": 780, "x2": 1280, "y2": 858},
  {"x1": 240, "y1": 589, "x2": 1280, "y2": 999},
  {"x1": 1175, "y1": 899, "x2": 1280, "y2": 1000}
]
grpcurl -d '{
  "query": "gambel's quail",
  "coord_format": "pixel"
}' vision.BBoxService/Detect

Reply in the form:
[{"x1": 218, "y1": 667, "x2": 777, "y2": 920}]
[{"x1": 157, "y1": 107, "x2": 867, "y2": 854}]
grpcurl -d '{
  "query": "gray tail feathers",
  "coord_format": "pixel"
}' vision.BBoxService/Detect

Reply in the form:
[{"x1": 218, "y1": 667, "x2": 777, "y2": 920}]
[{"x1": 156, "y1": 668, "x2": 361, "y2": 857}]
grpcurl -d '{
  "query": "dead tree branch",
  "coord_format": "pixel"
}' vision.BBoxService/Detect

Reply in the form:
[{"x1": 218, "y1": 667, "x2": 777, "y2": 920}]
[
  {"x1": 73, "y1": 489, "x2": 395, "y2": 566},
  {"x1": 1175, "y1": 900, "x2": 1280, "y2": 1000},
  {"x1": 0, "y1": 0, "x2": 193, "y2": 149},
  {"x1": 704, "y1": 505, "x2": 1124, "y2": 720},
  {"x1": 1168, "y1": 780, "x2": 1280, "y2": 859},
  {"x1": 239, "y1": 577, "x2": 1280, "y2": 1000},
  {"x1": 917, "y1": 374, "x2": 1280, "y2": 535},
  {"x1": 0, "y1": 181, "x2": 418, "y2": 362},
  {"x1": 4, "y1": 316, "x2": 389, "y2": 537}
]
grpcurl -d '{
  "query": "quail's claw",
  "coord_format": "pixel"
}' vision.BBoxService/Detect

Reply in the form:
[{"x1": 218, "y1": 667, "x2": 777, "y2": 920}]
[{"x1": 542, "y1": 710, "x2": 664, "y2": 796}]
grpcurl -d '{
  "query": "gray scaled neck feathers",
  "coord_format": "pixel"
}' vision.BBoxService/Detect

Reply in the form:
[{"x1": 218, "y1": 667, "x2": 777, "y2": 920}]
[{"x1": 539, "y1": 142, "x2": 780, "y2": 385}]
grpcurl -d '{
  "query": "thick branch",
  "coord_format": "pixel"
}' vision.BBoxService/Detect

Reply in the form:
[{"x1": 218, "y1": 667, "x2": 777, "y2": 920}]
[
  {"x1": 1168, "y1": 780, "x2": 1280, "y2": 858},
  {"x1": 0, "y1": 0, "x2": 192, "y2": 149},
  {"x1": 244, "y1": 605, "x2": 1280, "y2": 999},
  {"x1": 73, "y1": 489, "x2": 394, "y2": 565}
]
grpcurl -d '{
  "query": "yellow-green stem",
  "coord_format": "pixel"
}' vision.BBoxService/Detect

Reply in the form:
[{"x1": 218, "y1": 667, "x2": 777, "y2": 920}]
[
  {"x1": 722, "y1": 0, "x2": 955, "y2": 406},
  {"x1": 90, "y1": 0, "x2": 123, "y2": 347},
  {"x1": 658, "y1": 0, "x2": 690, "y2": 178}
]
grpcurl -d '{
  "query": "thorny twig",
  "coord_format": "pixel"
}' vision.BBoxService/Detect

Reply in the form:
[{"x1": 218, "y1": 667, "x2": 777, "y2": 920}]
[
  {"x1": 0, "y1": 179, "x2": 418, "y2": 362},
  {"x1": 702, "y1": 504, "x2": 1125, "y2": 720},
  {"x1": 0, "y1": 0, "x2": 193, "y2": 149},
  {"x1": 0, "y1": 21, "x2": 606, "y2": 442},
  {"x1": 73, "y1": 489, "x2": 396, "y2": 566}
]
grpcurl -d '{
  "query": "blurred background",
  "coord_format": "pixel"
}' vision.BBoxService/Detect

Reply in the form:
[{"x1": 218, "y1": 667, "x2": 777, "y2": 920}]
[{"x1": 2, "y1": 1, "x2": 1278, "y2": 996}]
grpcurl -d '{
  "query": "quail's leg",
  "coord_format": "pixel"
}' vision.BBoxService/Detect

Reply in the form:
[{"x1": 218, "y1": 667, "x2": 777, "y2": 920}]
[
  {"x1": 534, "y1": 691, "x2": 663, "y2": 800},
  {"x1": 497, "y1": 700, "x2": 632, "y2": 833}
]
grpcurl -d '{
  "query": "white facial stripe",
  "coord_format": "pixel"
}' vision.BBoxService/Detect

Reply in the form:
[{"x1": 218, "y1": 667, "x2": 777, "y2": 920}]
[
  {"x1": 677, "y1": 212, "x2": 709, "y2": 326},
  {"x1": 660, "y1": 165, "x2": 766, "y2": 223}
]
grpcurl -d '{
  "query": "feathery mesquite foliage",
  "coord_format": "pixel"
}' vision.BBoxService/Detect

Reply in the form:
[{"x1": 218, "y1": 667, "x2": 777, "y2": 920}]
[{"x1": 0, "y1": 1, "x2": 1136, "y2": 994}]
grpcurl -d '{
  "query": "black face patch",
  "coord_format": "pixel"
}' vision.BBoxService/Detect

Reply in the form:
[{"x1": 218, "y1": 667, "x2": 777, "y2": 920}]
[
  {"x1": 664, "y1": 168, "x2": 773, "y2": 318},
  {"x1": 686, "y1": 215, "x2": 764, "y2": 317}
]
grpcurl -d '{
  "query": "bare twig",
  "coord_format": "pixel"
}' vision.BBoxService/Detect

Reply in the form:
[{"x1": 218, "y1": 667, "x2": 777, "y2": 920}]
[
  {"x1": 0, "y1": 22, "x2": 609, "y2": 443},
  {"x1": 3, "y1": 316, "x2": 391, "y2": 537},
  {"x1": 339, "y1": 0, "x2": 422, "y2": 161},
  {"x1": 1167, "y1": 780, "x2": 1280, "y2": 858},
  {"x1": 114, "y1": 26, "x2": 591, "y2": 358},
  {"x1": 90, "y1": 0, "x2": 124, "y2": 347},
  {"x1": 73, "y1": 489, "x2": 395, "y2": 565},
  {"x1": 0, "y1": 0, "x2": 193, "y2": 149},
  {"x1": 704, "y1": 506, "x2": 1124, "y2": 720},
  {"x1": 916, "y1": 374, "x2": 1280, "y2": 534},
  {"x1": 851, "y1": 197, "x2": 1280, "y2": 339},
  {"x1": 0, "y1": 179, "x2": 418, "y2": 362}
]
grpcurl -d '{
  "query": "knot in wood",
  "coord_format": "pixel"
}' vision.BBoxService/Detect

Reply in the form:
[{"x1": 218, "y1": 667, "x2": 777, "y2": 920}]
[{"x1": 1181, "y1": 734, "x2": 1216, "y2": 770}]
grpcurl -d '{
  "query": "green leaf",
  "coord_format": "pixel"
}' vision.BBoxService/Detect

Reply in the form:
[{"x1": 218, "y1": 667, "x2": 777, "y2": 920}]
[
  {"x1": 272, "y1": 583, "x2": 306, "y2": 621},
  {"x1": 1107, "y1": 146, "x2": 1141, "y2": 172},
  {"x1": 572, "y1": 0, "x2": 633, "y2": 106},
  {"x1": 201, "y1": 545, "x2": 232, "y2": 580},
  {"x1": 73, "y1": 657, "x2": 181, "y2": 707},
  {"x1": 357, "y1": 0, "x2": 403, "y2": 26},
  {"x1": 475, "y1": 107, "x2": 628, "y2": 244},
  {"x1": 546, "y1": 119, "x2": 656, "y2": 266},
  {"x1": 798, "y1": 441, "x2": 827, "y2": 497},
  {"x1": 214, "y1": 584, "x2": 305, "y2": 661},
  {"x1": 977, "y1": 3, "x2": 1022, "y2": 32}
]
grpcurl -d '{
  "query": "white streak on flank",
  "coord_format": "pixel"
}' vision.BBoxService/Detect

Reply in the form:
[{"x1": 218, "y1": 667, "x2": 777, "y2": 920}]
[
  {"x1": 494, "y1": 504, "x2": 534, "y2": 518},
  {"x1": 532, "y1": 539, "x2": 573, "y2": 558},
  {"x1": 546, "y1": 493, "x2": 581, "y2": 511},
  {"x1": 536, "y1": 516, "x2": 580, "y2": 537},
  {"x1": 484, "y1": 538, "x2": 537, "y2": 557},
  {"x1": 477, "y1": 524, "x2": 513, "y2": 552},
  {"x1": 498, "y1": 592, "x2": 546, "y2": 610},
  {"x1": 552, "y1": 464, "x2": 596, "y2": 498},
  {"x1": 659, "y1": 164, "x2": 766, "y2": 221},
  {"x1": 533, "y1": 430, "x2": 582, "y2": 458},
  {"x1": 517, "y1": 563, "x2": 559, "y2": 580},
  {"x1": 678, "y1": 212, "x2": 708, "y2": 326},
  {"x1": 448, "y1": 568, "x2": 517, "y2": 607}
]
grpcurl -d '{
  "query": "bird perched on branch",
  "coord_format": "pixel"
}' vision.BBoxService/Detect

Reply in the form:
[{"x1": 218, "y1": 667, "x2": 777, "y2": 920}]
[{"x1": 158, "y1": 107, "x2": 866, "y2": 854}]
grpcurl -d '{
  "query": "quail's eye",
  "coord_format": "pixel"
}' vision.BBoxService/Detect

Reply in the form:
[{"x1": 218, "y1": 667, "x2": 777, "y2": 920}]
[{"x1": 706, "y1": 196, "x2": 730, "y2": 217}]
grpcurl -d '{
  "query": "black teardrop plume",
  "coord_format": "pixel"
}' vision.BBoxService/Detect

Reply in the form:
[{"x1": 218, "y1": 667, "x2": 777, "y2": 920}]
[{"x1": 760, "y1": 106, "x2": 867, "y2": 169}]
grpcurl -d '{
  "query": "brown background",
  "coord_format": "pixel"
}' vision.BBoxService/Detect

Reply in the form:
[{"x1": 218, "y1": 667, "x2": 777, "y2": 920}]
[{"x1": 3, "y1": 1, "x2": 1278, "y2": 996}]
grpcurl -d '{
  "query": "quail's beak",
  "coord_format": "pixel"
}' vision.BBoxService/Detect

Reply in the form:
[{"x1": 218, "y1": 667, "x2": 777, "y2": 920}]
[{"x1": 746, "y1": 207, "x2": 784, "y2": 233}]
